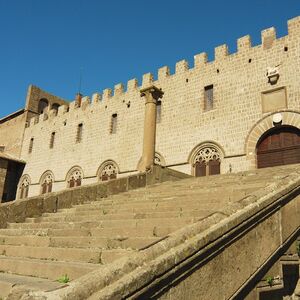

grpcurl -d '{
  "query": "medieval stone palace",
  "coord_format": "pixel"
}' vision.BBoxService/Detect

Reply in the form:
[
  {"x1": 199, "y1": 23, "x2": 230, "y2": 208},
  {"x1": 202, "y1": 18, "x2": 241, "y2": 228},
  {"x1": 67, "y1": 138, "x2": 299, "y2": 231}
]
[{"x1": 0, "y1": 16, "x2": 300, "y2": 203}]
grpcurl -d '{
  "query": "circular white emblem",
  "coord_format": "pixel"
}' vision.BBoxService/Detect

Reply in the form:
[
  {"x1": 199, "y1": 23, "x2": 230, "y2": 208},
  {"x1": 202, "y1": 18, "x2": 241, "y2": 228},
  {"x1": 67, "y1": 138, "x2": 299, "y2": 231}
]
[{"x1": 272, "y1": 113, "x2": 282, "y2": 124}]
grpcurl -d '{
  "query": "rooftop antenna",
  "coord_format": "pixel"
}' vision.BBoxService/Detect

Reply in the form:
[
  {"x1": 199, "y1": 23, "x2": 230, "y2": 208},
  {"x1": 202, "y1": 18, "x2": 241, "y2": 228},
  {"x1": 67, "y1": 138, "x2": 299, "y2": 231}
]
[
  {"x1": 75, "y1": 68, "x2": 83, "y2": 107},
  {"x1": 78, "y1": 67, "x2": 83, "y2": 94}
]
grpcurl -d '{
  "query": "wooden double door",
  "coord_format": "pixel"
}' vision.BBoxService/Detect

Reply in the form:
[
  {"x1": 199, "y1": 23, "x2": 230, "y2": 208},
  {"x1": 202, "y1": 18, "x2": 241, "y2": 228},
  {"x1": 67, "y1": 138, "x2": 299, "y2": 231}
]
[{"x1": 257, "y1": 126, "x2": 300, "y2": 168}]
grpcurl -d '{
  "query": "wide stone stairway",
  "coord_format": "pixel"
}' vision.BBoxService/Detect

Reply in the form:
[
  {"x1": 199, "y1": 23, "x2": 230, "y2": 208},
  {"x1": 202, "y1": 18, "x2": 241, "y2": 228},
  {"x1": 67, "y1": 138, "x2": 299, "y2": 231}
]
[{"x1": 0, "y1": 164, "x2": 299, "y2": 299}]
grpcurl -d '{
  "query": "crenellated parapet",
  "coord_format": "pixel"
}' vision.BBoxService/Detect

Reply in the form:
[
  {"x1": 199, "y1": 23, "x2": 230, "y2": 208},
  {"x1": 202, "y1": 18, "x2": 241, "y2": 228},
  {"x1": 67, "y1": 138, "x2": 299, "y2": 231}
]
[{"x1": 25, "y1": 16, "x2": 300, "y2": 130}]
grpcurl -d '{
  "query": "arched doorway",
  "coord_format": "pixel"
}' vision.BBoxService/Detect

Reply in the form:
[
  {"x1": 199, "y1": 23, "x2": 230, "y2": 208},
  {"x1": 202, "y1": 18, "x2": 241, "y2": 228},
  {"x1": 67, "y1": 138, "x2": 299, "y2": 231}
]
[{"x1": 256, "y1": 125, "x2": 300, "y2": 168}]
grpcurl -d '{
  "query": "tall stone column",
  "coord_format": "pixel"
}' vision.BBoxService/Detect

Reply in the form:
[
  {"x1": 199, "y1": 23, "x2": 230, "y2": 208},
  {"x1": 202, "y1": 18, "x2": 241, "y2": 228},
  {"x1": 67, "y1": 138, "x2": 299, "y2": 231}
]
[{"x1": 138, "y1": 86, "x2": 164, "y2": 172}]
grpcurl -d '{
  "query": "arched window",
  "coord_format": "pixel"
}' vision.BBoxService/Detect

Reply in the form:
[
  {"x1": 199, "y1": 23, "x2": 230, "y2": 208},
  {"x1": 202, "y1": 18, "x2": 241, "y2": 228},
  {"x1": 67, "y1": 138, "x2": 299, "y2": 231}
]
[
  {"x1": 40, "y1": 171, "x2": 54, "y2": 195},
  {"x1": 97, "y1": 161, "x2": 118, "y2": 182},
  {"x1": 191, "y1": 145, "x2": 222, "y2": 177},
  {"x1": 38, "y1": 98, "x2": 49, "y2": 114},
  {"x1": 18, "y1": 175, "x2": 31, "y2": 199},
  {"x1": 51, "y1": 103, "x2": 60, "y2": 115},
  {"x1": 66, "y1": 167, "x2": 83, "y2": 188},
  {"x1": 154, "y1": 152, "x2": 166, "y2": 167}
]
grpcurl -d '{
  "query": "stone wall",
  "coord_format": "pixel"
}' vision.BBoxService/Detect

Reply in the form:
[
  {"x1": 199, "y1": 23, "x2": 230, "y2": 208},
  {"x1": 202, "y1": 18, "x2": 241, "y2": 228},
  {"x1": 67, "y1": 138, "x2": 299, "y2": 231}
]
[
  {"x1": 20, "y1": 16, "x2": 300, "y2": 197},
  {"x1": 0, "y1": 85, "x2": 69, "y2": 160},
  {"x1": 0, "y1": 159, "x2": 8, "y2": 201},
  {"x1": 0, "y1": 112, "x2": 27, "y2": 158},
  {"x1": 25, "y1": 85, "x2": 69, "y2": 115}
]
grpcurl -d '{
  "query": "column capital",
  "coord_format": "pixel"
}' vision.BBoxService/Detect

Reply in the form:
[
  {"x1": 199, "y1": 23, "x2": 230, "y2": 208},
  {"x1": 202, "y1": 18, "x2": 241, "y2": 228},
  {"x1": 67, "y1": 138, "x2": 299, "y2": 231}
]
[{"x1": 140, "y1": 85, "x2": 164, "y2": 102}]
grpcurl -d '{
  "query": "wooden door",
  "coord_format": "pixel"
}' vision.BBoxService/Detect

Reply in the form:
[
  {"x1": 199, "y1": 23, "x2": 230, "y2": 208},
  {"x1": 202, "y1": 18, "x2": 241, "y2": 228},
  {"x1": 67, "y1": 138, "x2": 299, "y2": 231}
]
[
  {"x1": 195, "y1": 161, "x2": 206, "y2": 177},
  {"x1": 195, "y1": 159, "x2": 220, "y2": 177},
  {"x1": 208, "y1": 159, "x2": 221, "y2": 175},
  {"x1": 257, "y1": 126, "x2": 300, "y2": 168}
]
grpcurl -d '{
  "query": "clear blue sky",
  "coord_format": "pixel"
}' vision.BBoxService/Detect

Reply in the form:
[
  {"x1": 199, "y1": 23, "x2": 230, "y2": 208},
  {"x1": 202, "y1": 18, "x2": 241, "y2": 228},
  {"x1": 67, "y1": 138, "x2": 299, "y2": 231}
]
[{"x1": 0, "y1": 0, "x2": 299, "y2": 118}]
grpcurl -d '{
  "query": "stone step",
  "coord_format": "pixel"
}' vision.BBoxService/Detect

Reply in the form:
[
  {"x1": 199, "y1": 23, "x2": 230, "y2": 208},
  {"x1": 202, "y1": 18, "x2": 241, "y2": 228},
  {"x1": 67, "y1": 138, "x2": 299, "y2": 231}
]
[
  {"x1": 0, "y1": 244, "x2": 136, "y2": 264},
  {"x1": 100, "y1": 249, "x2": 137, "y2": 264},
  {"x1": 29, "y1": 209, "x2": 212, "y2": 223},
  {"x1": 0, "y1": 228, "x2": 91, "y2": 237},
  {"x1": 0, "y1": 225, "x2": 179, "y2": 238},
  {"x1": 0, "y1": 273, "x2": 63, "y2": 298},
  {"x1": 0, "y1": 256, "x2": 98, "y2": 281},
  {"x1": 0, "y1": 244, "x2": 102, "y2": 263},
  {"x1": 89, "y1": 226, "x2": 179, "y2": 238},
  {"x1": 0, "y1": 235, "x2": 159, "y2": 250},
  {"x1": 73, "y1": 196, "x2": 239, "y2": 211},
  {"x1": 102, "y1": 191, "x2": 255, "y2": 204},
  {"x1": 8, "y1": 217, "x2": 196, "y2": 230},
  {"x1": 44, "y1": 206, "x2": 213, "y2": 217},
  {"x1": 111, "y1": 183, "x2": 265, "y2": 196}
]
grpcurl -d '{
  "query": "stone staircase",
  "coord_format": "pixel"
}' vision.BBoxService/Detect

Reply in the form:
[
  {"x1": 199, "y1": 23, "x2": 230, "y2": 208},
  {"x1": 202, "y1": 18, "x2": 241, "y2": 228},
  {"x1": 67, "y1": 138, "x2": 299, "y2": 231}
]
[
  {"x1": 255, "y1": 239, "x2": 300, "y2": 300},
  {"x1": 0, "y1": 164, "x2": 299, "y2": 299}
]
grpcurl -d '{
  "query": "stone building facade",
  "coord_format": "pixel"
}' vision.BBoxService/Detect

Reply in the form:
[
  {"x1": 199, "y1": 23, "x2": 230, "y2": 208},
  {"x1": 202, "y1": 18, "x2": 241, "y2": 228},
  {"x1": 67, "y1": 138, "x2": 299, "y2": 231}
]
[
  {"x1": 0, "y1": 86, "x2": 68, "y2": 201},
  {"x1": 1, "y1": 16, "x2": 300, "y2": 200}
]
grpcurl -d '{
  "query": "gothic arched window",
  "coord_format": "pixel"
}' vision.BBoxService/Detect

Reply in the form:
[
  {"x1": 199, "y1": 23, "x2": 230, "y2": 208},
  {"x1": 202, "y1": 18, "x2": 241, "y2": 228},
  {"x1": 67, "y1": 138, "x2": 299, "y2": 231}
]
[
  {"x1": 18, "y1": 175, "x2": 31, "y2": 199},
  {"x1": 98, "y1": 161, "x2": 118, "y2": 182},
  {"x1": 40, "y1": 171, "x2": 54, "y2": 195},
  {"x1": 192, "y1": 146, "x2": 221, "y2": 177},
  {"x1": 66, "y1": 167, "x2": 83, "y2": 188}
]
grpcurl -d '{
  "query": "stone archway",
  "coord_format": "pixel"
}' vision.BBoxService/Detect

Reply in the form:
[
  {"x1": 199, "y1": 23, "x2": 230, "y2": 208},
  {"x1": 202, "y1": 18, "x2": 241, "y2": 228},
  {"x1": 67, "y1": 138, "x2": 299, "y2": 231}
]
[{"x1": 245, "y1": 111, "x2": 300, "y2": 168}]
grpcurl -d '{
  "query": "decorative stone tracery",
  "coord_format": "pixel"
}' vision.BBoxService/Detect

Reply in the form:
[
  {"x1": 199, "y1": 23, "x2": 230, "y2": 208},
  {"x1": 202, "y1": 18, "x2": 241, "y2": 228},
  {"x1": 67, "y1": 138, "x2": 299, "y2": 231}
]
[
  {"x1": 18, "y1": 175, "x2": 31, "y2": 199},
  {"x1": 193, "y1": 147, "x2": 221, "y2": 165},
  {"x1": 66, "y1": 167, "x2": 83, "y2": 188},
  {"x1": 154, "y1": 152, "x2": 166, "y2": 167},
  {"x1": 190, "y1": 144, "x2": 223, "y2": 177},
  {"x1": 98, "y1": 161, "x2": 118, "y2": 181},
  {"x1": 40, "y1": 171, "x2": 54, "y2": 195}
]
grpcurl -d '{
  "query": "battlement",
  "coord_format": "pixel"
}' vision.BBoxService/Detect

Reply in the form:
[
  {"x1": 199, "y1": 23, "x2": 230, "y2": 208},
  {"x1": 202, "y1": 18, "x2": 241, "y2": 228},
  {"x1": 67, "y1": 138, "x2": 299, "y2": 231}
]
[{"x1": 25, "y1": 16, "x2": 300, "y2": 129}]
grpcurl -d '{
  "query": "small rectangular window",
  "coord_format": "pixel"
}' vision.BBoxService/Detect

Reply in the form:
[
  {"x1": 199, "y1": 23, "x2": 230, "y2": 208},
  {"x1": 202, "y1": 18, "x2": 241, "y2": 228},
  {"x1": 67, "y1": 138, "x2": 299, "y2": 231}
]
[
  {"x1": 50, "y1": 132, "x2": 55, "y2": 149},
  {"x1": 76, "y1": 123, "x2": 83, "y2": 143},
  {"x1": 29, "y1": 138, "x2": 34, "y2": 153},
  {"x1": 110, "y1": 114, "x2": 118, "y2": 134},
  {"x1": 156, "y1": 100, "x2": 162, "y2": 123},
  {"x1": 204, "y1": 85, "x2": 214, "y2": 111}
]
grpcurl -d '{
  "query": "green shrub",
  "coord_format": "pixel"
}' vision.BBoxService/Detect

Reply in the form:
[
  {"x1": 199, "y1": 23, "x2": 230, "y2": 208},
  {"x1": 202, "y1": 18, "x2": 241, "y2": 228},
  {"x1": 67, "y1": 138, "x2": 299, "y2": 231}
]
[{"x1": 57, "y1": 274, "x2": 70, "y2": 283}]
